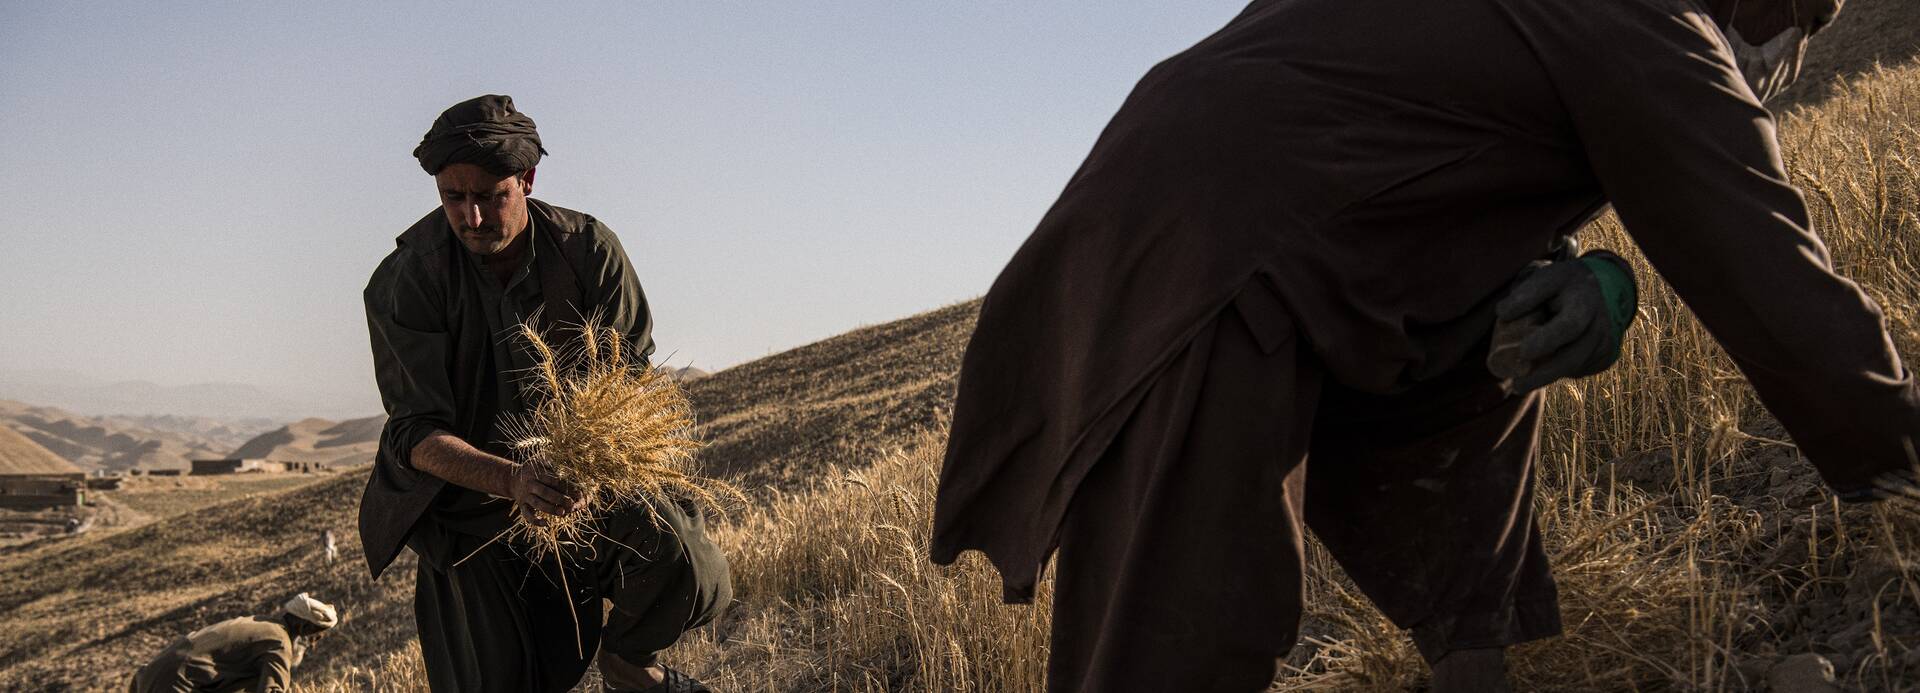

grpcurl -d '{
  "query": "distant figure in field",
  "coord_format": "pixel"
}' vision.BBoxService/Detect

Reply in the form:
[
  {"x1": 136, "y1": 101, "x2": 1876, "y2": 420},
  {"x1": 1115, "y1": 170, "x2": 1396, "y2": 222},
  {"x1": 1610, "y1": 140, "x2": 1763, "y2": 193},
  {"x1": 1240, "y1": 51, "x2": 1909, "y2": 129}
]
[
  {"x1": 360, "y1": 95, "x2": 729, "y2": 693},
  {"x1": 321, "y1": 529, "x2": 337, "y2": 565},
  {"x1": 931, "y1": 0, "x2": 1913, "y2": 691},
  {"x1": 129, "y1": 593, "x2": 337, "y2": 693}
]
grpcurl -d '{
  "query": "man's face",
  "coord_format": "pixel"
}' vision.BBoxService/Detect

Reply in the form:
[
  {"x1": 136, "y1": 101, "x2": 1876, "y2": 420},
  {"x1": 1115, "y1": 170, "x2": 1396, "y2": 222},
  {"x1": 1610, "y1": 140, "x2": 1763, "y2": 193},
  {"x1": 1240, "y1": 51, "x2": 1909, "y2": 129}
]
[{"x1": 435, "y1": 163, "x2": 534, "y2": 256}]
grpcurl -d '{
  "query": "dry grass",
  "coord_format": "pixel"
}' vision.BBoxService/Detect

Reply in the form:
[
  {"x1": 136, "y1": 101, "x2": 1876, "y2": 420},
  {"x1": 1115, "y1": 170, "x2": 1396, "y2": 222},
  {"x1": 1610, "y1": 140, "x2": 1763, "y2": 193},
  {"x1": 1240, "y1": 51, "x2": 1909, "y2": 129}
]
[
  {"x1": 499, "y1": 320, "x2": 735, "y2": 557},
  {"x1": 295, "y1": 57, "x2": 1920, "y2": 692},
  {"x1": 19, "y1": 51, "x2": 1920, "y2": 693},
  {"x1": 667, "y1": 429, "x2": 1051, "y2": 692},
  {"x1": 664, "y1": 58, "x2": 1920, "y2": 692},
  {"x1": 299, "y1": 641, "x2": 430, "y2": 693},
  {"x1": 490, "y1": 319, "x2": 745, "y2": 660},
  {"x1": 1279, "y1": 59, "x2": 1920, "y2": 691},
  {"x1": 0, "y1": 471, "x2": 415, "y2": 692}
]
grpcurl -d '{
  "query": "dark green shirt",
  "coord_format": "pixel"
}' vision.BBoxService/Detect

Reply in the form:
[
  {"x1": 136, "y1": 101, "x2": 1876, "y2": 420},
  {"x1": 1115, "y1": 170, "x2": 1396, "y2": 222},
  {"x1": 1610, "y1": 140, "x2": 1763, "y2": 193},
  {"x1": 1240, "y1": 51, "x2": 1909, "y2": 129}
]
[
  {"x1": 360, "y1": 199, "x2": 654, "y2": 576},
  {"x1": 428, "y1": 213, "x2": 548, "y2": 537}
]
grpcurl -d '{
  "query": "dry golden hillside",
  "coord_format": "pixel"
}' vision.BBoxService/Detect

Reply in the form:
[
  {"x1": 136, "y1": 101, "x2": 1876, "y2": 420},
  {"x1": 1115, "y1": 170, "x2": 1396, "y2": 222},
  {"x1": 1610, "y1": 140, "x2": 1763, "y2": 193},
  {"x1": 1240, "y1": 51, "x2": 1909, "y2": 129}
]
[
  {"x1": 227, "y1": 415, "x2": 385, "y2": 466},
  {"x1": 0, "y1": 300, "x2": 978, "y2": 692},
  {"x1": 0, "y1": 472, "x2": 413, "y2": 691},
  {"x1": 0, "y1": 426, "x2": 81, "y2": 475},
  {"x1": 8, "y1": 25, "x2": 1920, "y2": 693},
  {"x1": 0, "y1": 399, "x2": 268, "y2": 472},
  {"x1": 1779, "y1": 0, "x2": 1920, "y2": 109},
  {"x1": 664, "y1": 55, "x2": 1920, "y2": 692},
  {"x1": 688, "y1": 301, "x2": 974, "y2": 491},
  {"x1": 323, "y1": 51, "x2": 1920, "y2": 688}
]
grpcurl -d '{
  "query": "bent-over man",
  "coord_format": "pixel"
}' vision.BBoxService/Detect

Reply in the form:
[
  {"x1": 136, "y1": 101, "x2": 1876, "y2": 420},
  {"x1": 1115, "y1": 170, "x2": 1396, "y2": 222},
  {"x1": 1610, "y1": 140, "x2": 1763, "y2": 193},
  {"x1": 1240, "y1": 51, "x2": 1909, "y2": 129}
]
[
  {"x1": 930, "y1": 0, "x2": 1912, "y2": 691},
  {"x1": 130, "y1": 593, "x2": 337, "y2": 693},
  {"x1": 361, "y1": 95, "x2": 729, "y2": 693}
]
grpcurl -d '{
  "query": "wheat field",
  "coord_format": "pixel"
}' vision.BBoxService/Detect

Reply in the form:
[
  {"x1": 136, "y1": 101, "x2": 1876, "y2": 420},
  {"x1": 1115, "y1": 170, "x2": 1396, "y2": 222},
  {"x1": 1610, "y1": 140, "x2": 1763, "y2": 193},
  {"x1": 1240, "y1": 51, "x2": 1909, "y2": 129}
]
[
  {"x1": 290, "y1": 57, "x2": 1920, "y2": 693},
  {"x1": 6, "y1": 45, "x2": 1918, "y2": 693}
]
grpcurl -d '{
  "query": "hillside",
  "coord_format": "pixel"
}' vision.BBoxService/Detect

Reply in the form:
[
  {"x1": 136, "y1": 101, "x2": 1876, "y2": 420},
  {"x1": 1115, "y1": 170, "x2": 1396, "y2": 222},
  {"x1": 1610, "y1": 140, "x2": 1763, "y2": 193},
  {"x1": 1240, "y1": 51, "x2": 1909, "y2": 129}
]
[
  {"x1": 0, "y1": 400, "x2": 274, "y2": 472},
  {"x1": 688, "y1": 301, "x2": 975, "y2": 490},
  {"x1": 667, "y1": 365, "x2": 710, "y2": 382},
  {"x1": 0, "y1": 426, "x2": 81, "y2": 475},
  {"x1": 0, "y1": 472, "x2": 414, "y2": 691},
  {"x1": 5, "y1": 23, "x2": 1920, "y2": 693},
  {"x1": 227, "y1": 416, "x2": 385, "y2": 466},
  {"x1": 0, "y1": 299, "x2": 978, "y2": 691},
  {"x1": 1779, "y1": 0, "x2": 1920, "y2": 109}
]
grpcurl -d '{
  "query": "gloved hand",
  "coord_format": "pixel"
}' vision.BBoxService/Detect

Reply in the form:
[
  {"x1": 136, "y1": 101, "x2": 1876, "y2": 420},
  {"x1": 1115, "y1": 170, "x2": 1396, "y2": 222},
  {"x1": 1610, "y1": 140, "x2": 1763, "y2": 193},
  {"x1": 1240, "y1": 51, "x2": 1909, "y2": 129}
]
[{"x1": 1488, "y1": 252, "x2": 1637, "y2": 393}]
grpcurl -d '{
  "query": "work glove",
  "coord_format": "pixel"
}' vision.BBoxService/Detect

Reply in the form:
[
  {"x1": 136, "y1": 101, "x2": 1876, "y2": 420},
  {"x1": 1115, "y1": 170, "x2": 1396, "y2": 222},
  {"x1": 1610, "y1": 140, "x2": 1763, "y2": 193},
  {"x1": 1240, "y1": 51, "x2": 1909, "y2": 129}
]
[{"x1": 1488, "y1": 251, "x2": 1638, "y2": 393}]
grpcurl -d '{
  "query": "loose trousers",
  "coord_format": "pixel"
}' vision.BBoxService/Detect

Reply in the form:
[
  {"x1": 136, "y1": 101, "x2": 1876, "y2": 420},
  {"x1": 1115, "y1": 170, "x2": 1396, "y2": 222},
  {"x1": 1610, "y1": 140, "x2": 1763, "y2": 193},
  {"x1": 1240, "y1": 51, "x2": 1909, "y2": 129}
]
[
  {"x1": 1049, "y1": 280, "x2": 1559, "y2": 692},
  {"x1": 410, "y1": 498, "x2": 731, "y2": 693}
]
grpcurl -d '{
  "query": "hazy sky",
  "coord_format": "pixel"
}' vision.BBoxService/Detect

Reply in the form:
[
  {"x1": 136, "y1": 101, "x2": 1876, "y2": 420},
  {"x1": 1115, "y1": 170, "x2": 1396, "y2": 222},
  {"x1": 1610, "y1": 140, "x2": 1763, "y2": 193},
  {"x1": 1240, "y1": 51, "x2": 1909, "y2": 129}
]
[{"x1": 1, "y1": 2, "x2": 1244, "y2": 414}]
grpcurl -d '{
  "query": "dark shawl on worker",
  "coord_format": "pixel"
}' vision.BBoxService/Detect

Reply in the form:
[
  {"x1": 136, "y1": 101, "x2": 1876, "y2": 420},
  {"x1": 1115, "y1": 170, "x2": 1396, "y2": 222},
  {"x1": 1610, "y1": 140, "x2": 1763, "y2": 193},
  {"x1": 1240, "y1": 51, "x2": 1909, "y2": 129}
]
[
  {"x1": 358, "y1": 199, "x2": 655, "y2": 578},
  {"x1": 413, "y1": 94, "x2": 548, "y2": 176}
]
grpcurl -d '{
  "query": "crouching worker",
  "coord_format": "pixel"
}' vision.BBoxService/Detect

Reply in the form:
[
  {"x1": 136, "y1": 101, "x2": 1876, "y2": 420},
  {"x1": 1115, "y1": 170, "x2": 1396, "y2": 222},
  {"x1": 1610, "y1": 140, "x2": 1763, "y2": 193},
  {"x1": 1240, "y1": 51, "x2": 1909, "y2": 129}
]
[
  {"x1": 931, "y1": 0, "x2": 1917, "y2": 691},
  {"x1": 360, "y1": 95, "x2": 731, "y2": 693},
  {"x1": 130, "y1": 593, "x2": 337, "y2": 693}
]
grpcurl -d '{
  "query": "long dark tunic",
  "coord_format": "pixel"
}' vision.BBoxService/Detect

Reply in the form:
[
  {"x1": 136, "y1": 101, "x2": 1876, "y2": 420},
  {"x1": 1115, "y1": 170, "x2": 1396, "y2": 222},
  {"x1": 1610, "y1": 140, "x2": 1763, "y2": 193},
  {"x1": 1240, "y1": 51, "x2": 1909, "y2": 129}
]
[
  {"x1": 359, "y1": 198, "x2": 654, "y2": 578},
  {"x1": 361, "y1": 200, "x2": 729, "y2": 692},
  {"x1": 932, "y1": 0, "x2": 1920, "y2": 606}
]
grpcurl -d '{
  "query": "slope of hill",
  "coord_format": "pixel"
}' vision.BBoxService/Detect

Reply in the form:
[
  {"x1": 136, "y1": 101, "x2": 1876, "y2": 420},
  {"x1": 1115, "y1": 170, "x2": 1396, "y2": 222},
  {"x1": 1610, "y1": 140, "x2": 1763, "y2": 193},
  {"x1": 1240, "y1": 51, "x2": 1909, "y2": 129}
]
[
  {"x1": 1779, "y1": 0, "x2": 1920, "y2": 109},
  {"x1": 0, "y1": 426, "x2": 81, "y2": 475},
  {"x1": 0, "y1": 473, "x2": 412, "y2": 691},
  {"x1": 227, "y1": 416, "x2": 385, "y2": 466},
  {"x1": 0, "y1": 400, "x2": 275, "y2": 472},
  {"x1": 688, "y1": 300, "x2": 976, "y2": 490},
  {"x1": 643, "y1": 56, "x2": 1920, "y2": 692},
  {"x1": 103, "y1": 413, "x2": 279, "y2": 451},
  {"x1": 667, "y1": 366, "x2": 710, "y2": 382},
  {"x1": 7, "y1": 28, "x2": 1920, "y2": 693},
  {"x1": 0, "y1": 298, "x2": 977, "y2": 691}
]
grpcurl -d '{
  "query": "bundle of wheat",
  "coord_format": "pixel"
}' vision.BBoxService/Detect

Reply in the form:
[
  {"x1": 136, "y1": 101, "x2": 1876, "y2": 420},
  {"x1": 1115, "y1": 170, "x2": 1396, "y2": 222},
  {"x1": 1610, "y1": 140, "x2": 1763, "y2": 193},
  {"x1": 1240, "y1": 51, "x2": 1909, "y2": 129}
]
[{"x1": 497, "y1": 319, "x2": 740, "y2": 559}]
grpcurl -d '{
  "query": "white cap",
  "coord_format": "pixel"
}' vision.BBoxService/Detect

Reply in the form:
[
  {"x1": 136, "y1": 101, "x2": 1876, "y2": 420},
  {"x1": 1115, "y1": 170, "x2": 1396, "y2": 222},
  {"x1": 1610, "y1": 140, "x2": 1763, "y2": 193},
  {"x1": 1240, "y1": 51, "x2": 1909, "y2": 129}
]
[{"x1": 280, "y1": 593, "x2": 338, "y2": 630}]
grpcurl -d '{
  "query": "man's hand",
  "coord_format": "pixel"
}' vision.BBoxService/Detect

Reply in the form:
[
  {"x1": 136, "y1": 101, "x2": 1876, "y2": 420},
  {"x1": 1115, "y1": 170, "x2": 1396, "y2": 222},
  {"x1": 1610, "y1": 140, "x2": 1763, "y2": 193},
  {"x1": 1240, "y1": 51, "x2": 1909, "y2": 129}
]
[
  {"x1": 1489, "y1": 254, "x2": 1635, "y2": 393},
  {"x1": 409, "y1": 432, "x2": 584, "y2": 524},
  {"x1": 509, "y1": 463, "x2": 584, "y2": 525}
]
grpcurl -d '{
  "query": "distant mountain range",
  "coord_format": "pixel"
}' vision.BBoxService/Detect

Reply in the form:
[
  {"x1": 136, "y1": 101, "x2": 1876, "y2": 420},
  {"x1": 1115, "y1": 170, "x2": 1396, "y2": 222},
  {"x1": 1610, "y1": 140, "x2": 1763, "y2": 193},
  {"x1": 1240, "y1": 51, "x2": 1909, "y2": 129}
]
[
  {"x1": 0, "y1": 369, "x2": 373, "y2": 421},
  {"x1": 0, "y1": 361, "x2": 701, "y2": 472},
  {"x1": 227, "y1": 415, "x2": 385, "y2": 466},
  {"x1": 0, "y1": 399, "x2": 279, "y2": 472},
  {"x1": 0, "y1": 366, "x2": 703, "y2": 419},
  {"x1": 0, "y1": 399, "x2": 387, "y2": 472}
]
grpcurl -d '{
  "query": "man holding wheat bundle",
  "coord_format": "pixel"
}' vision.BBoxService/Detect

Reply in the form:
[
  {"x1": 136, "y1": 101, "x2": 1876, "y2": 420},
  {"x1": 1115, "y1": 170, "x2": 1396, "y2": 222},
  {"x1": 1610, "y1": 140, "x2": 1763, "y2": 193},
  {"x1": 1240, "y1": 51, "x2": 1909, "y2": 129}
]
[
  {"x1": 932, "y1": 0, "x2": 1915, "y2": 691},
  {"x1": 361, "y1": 95, "x2": 730, "y2": 693}
]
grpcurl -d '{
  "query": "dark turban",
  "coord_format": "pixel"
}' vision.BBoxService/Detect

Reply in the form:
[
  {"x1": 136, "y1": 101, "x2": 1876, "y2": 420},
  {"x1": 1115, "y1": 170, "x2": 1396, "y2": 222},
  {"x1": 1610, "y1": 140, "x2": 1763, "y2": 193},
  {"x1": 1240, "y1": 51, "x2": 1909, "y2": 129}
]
[{"x1": 413, "y1": 94, "x2": 547, "y2": 176}]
